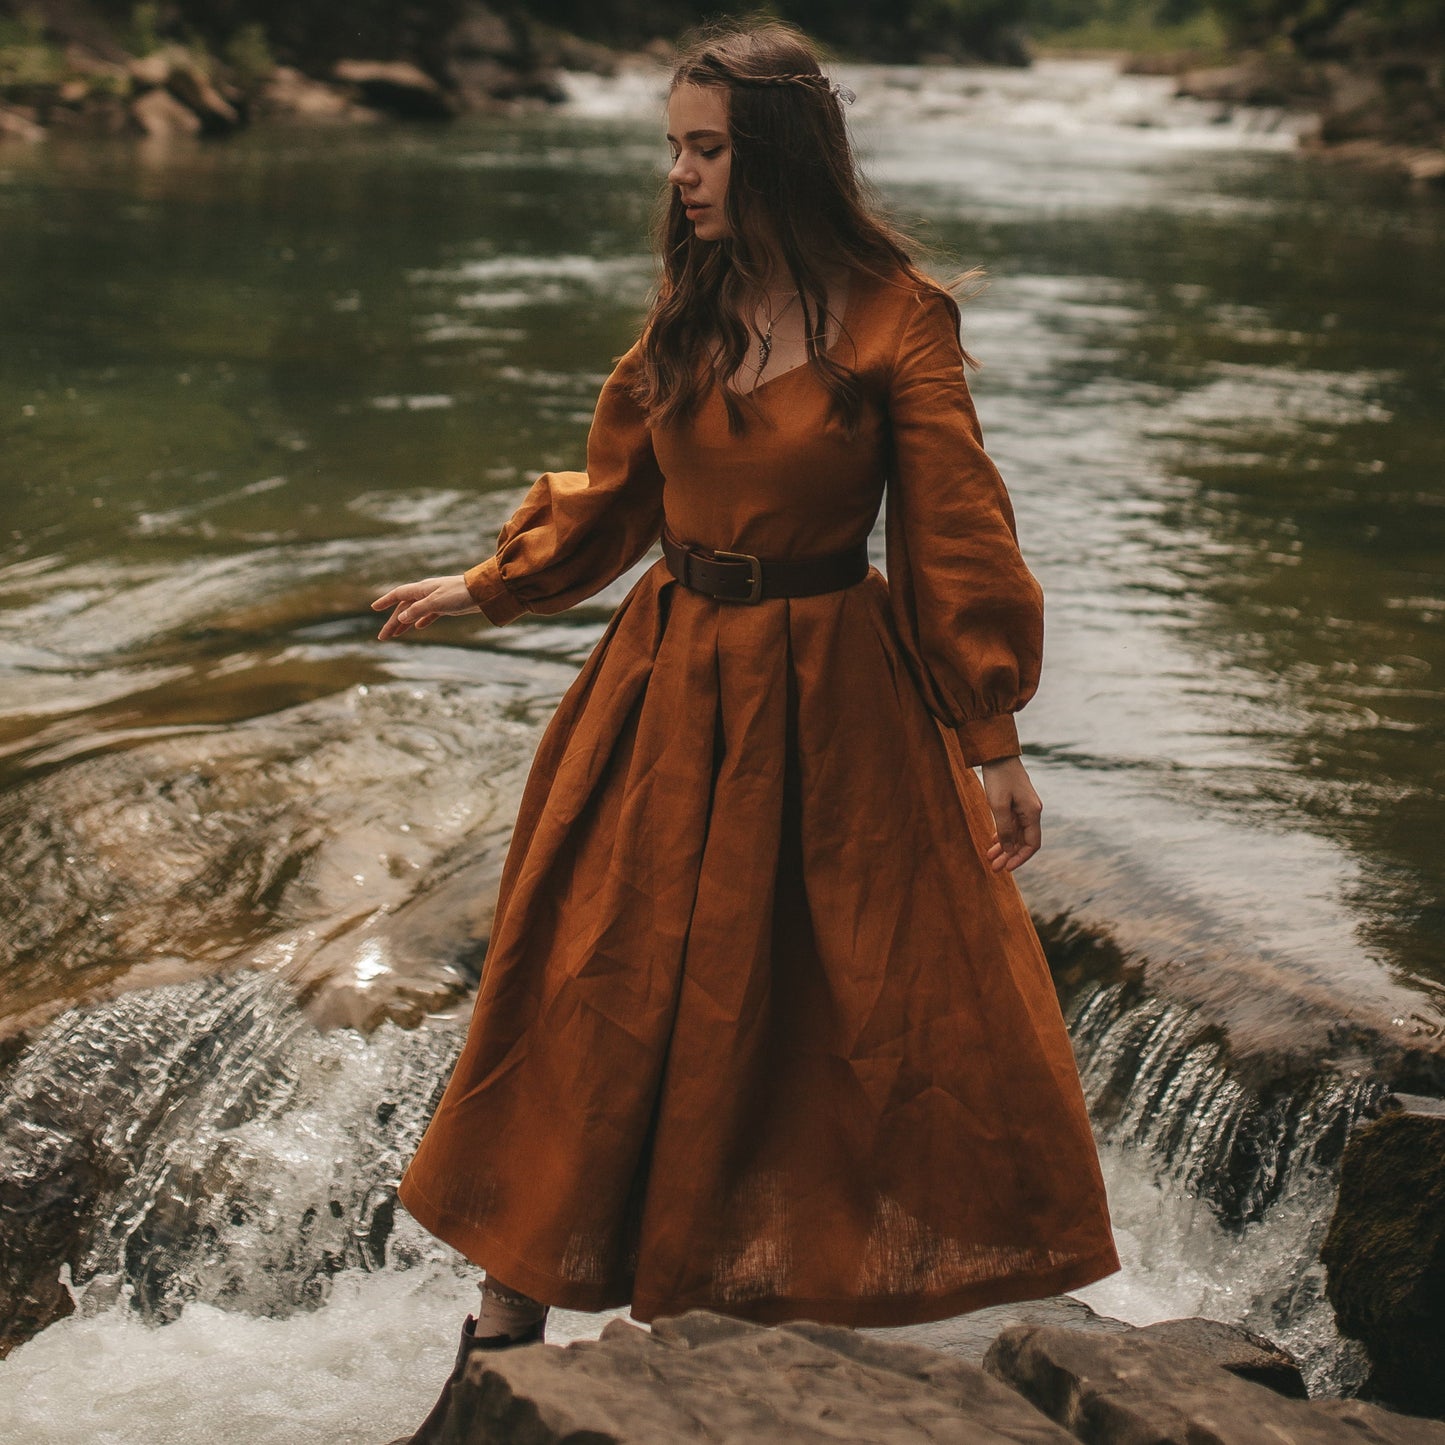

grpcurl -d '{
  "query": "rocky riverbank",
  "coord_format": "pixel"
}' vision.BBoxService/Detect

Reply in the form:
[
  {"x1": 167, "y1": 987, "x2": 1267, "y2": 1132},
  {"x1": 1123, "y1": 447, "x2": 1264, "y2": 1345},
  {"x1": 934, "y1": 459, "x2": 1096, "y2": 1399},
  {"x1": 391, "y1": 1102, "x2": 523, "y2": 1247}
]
[
  {"x1": 1121, "y1": 44, "x2": 1445, "y2": 186},
  {"x1": 5, "y1": 1, "x2": 1442, "y2": 192},
  {"x1": 387, "y1": 1300, "x2": 1445, "y2": 1443},
  {"x1": 0, "y1": 1, "x2": 637, "y2": 143}
]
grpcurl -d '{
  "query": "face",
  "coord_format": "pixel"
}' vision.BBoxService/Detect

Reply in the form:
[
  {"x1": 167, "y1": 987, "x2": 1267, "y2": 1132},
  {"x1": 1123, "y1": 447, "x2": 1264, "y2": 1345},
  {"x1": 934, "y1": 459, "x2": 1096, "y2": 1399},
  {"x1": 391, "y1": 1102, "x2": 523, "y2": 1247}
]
[{"x1": 665, "y1": 83, "x2": 732, "y2": 243}]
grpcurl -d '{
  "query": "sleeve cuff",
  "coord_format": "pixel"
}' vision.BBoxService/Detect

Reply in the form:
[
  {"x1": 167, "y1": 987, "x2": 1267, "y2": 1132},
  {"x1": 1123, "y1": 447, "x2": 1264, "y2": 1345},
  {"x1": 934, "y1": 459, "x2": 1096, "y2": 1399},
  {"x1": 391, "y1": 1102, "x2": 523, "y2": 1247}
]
[
  {"x1": 955, "y1": 713, "x2": 1021, "y2": 768},
  {"x1": 462, "y1": 555, "x2": 527, "y2": 627}
]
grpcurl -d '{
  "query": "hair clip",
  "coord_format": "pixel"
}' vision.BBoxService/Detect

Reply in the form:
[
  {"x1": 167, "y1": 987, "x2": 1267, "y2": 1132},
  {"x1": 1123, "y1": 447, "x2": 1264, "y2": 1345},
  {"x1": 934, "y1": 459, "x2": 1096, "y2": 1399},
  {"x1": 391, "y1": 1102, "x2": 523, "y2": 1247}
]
[{"x1": 830, "y1": 82, "x2": 856, "y2": 105}]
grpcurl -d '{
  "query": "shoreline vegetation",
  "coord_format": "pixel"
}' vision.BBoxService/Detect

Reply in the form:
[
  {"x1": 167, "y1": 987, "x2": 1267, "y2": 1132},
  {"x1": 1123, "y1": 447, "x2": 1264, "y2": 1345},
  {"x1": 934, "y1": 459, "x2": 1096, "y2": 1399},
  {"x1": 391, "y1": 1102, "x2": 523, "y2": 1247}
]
[{"x1": 0, "y1": 0, "x2": 1441, "y2": 187}]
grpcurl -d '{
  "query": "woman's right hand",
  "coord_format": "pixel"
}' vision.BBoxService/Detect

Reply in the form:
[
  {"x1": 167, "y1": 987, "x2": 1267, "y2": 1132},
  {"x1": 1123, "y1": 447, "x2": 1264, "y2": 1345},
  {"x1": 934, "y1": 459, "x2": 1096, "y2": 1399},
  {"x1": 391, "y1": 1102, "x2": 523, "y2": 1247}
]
[{"x1": 371, "y1": 575, "x2": 481, "y2": 641}]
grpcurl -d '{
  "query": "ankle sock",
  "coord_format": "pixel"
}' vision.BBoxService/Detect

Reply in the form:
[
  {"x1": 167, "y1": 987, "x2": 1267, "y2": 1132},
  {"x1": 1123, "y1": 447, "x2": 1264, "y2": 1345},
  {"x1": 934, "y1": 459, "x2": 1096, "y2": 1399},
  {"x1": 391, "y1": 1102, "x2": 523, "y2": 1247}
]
[{"x1": 474, "y1": 1276, "x2": 547, "y2": 1340}]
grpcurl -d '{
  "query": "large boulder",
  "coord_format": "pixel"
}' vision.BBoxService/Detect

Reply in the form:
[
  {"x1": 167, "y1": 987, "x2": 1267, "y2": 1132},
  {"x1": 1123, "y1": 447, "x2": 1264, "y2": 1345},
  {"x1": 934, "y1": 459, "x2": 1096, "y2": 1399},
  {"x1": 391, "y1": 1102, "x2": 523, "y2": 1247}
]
[
  {"x1": 165, "y1": 62, "x2": 241, "y2": 133},
  {"x1": 1133, "y1": 1317, "x2": 1307, "y2": 1399},
  {"x1": 985, "y1": 1324, "x2": 1445, "y2": 1443},
  {"x1": 0, "y1": 105, "x2": 46, "y2": 143},
  {"x1": 1322, "y1": 1094, "x2": 1445, "y2": 1415},
  {"x1": 122, "y1": 45, "x2": 240, "y2": 136},
  {"x1": 394, "y1": 1308, "x2": 1076, "y2": 1443},
  {"x1": 330, "y1": 60, "x2": 458, "y2": 120},
  {"x1": 253, "y1": 66, "x2": 355, "y2": 122},
  {"x1": 129, "y1": 86, "x2": 202, "y2": 138}
]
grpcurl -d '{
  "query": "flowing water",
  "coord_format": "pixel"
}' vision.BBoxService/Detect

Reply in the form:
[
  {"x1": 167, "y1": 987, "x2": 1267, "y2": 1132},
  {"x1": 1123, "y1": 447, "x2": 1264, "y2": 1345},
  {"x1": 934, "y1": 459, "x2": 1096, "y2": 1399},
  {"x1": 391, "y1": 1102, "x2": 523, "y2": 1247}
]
[{"x1": 1, "y1": 56, "x2": 1442, "y2": 1441}]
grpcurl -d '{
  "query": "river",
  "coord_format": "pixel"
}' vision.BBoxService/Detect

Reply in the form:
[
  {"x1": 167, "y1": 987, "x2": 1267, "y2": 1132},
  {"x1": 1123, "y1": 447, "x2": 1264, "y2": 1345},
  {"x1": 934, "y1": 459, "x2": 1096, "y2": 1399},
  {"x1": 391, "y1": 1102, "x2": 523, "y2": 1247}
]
[{"x1": 0, "y1": 55, "x2": 1442, "y2": 1443}]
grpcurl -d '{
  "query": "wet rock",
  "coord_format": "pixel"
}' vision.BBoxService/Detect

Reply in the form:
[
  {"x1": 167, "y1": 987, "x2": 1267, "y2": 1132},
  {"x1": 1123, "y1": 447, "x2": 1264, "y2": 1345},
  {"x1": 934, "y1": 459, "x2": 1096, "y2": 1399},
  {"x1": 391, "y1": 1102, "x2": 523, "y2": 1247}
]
[
  {"x1": 1322, "y1": 1094, "x2": 1445, "y2": 1415},
  {"x1": 254, "y1": 65, "x2": 356, "y2": 122},
  {"x1": 1133, "y1": 1317, "x2": 1307, "y2": 1398},
  {"x1": 50, "y1": 91, "x2": 132, "y2": 136},
  {"x1": 284, "y1": 845, "x2": 500, "y2": 1033},
  {"x1": 445, "y1": 3, "x2": 580, "y2": 109},
  {"x1": 1167, "y1": 46, "x2": 1445, "y2": 171},
  {"x1": 129, "y1": 86, "x2": 202, "y2": 138},
  {"x1": 867, "y1": 1293, "x2": 1132, "y2": 1363},
  {"x1": 1174, "y1": 57, "x2": 1327, "y2": 109},
  {"x1": 0, "y1": 1266, "x2": 74, "y2": 1360},
  {"x1": 1406, "y1": 151, "x2": 1445, "y2": 185},
  {"x1": 547, "y1": 32, "x2": 621, "y2": 78},
  {"x1": 127, "y1": 52, "x2": 173, "y2": 90},
  {"x1": 0, "y1": 972, "x2": 461, "y2": 1357},
  {"x1": 879, "y1": 1297, "x2": 1306, "y2": 1400},
  {"x1": 331, "y1": 60, "x2": 458, "y2": 120},
  {"x1": 984, "y1": 1324, "x2": 1445, "y2": 1443},
  {"x1": 0, "y1": 105, "x2": 45, "y2": 143},
  {"x1": 60, "y1": 43, "x2": 129, "y2": 84},
  {"x1": 166, "y1": 63, "x2": 241, "y2": 133},
  {"x1": 404, "y1": 1309, "x2": 1076, "y2": 1443}
]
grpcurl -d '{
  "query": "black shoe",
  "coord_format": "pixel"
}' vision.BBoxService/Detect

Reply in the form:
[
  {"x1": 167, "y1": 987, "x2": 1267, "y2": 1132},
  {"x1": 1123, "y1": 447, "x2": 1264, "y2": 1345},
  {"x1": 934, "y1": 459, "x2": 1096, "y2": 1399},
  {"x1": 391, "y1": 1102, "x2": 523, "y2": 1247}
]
[{"x1": 387, "y1": 1311, "x2": 548, "y2": 1445}]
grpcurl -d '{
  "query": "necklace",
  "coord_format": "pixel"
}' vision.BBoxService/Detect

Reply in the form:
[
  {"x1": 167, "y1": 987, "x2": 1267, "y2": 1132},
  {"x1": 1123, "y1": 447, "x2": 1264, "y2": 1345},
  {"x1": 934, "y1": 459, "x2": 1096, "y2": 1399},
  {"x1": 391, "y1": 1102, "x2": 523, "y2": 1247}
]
[{"x1": 756, "y1": 290, "x2": 799, "y2": 375}]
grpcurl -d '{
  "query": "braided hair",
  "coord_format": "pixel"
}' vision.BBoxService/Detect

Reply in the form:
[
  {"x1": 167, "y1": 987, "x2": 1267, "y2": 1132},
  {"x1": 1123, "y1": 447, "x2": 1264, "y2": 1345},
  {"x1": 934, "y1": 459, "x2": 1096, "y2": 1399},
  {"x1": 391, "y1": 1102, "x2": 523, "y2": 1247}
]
[{"x1": 635, "y1": 19, "x2": 971, "y2": 436}]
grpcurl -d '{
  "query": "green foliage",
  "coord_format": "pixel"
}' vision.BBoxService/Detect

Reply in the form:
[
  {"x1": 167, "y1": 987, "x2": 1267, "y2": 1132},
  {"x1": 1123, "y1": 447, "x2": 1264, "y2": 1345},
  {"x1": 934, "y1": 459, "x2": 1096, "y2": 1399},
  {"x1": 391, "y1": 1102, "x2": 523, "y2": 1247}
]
[
  {"x1": 1203, "y1": 0, "x2": 1445, "y2": 51},
  {"x1": 1031, "y1": 0, "x2": 1226, "y2": 51},
  {"x1": 82, "y1": 0, "x2": 466, "y2": 76},
  {"x1": 223, "y1": 21, "x2": 275, "y2": 86},
  {"x1": 0, "y1": 8, "x2": 63, "y2": 86},
  {"x1": 126, "y1": 0, "x2": 162, "y2": 57},
  {"x1": 0, "y1": 11, "x2": 46, "y2": 48}
]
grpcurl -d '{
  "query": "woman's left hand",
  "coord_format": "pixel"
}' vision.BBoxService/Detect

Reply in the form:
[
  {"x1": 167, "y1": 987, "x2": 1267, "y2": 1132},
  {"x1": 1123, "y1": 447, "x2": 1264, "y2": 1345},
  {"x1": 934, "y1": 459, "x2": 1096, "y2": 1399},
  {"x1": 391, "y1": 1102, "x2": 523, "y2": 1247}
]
[{"x1": 981, "y1": 755, "x2": 1042, "y2": 873}]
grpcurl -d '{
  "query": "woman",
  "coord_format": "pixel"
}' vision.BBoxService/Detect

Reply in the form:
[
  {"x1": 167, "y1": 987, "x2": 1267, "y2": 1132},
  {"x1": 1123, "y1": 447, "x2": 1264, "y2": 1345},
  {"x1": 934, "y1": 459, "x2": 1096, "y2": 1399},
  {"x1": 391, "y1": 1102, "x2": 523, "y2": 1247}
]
[{"x1": 374, "y1": 18, "x2": 1119, "y2": 1430}]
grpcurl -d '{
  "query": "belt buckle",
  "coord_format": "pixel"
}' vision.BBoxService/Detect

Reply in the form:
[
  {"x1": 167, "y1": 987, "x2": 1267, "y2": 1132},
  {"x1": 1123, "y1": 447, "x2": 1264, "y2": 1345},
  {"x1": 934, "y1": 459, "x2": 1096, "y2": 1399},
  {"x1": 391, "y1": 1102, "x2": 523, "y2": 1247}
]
[{"x1": 711, "y1": 549, "x2": 763, "y2": 603}]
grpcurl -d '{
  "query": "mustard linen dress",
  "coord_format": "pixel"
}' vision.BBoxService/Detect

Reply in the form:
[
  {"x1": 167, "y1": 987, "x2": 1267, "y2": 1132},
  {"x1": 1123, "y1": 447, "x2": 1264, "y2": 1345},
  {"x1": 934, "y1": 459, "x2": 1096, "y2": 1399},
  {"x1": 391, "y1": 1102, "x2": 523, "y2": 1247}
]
[{"x1": 397, "y1": 266, "x2": 1120, "y2": 1327}]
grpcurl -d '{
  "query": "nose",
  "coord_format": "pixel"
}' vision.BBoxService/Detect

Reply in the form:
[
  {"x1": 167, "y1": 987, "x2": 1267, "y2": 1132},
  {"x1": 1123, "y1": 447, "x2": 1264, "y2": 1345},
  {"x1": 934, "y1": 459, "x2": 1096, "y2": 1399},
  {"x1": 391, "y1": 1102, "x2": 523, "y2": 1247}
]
[{"x1": 667, "y1": 153, "x2": 697, "y2": 189}]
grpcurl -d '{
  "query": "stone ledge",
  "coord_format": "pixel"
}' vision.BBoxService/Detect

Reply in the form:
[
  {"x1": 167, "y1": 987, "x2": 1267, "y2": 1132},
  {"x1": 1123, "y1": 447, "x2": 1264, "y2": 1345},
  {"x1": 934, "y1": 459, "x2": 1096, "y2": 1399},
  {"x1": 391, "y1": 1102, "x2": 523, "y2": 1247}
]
[
  {"x1": 984, "y1": 1324, "x2": 1445, "y2": 1445},
  {"x1": 387, "y1": 1305, "x2": 1444, "y2": 1444}
]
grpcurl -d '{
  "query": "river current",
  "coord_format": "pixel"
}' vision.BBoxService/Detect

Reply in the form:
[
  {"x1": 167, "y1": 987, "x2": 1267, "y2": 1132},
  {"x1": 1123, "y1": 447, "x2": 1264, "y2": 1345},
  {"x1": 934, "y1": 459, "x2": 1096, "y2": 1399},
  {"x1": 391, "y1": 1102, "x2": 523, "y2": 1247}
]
[{"x1": 0, "y1": 56, "x2": 1442, "y2": 1442}]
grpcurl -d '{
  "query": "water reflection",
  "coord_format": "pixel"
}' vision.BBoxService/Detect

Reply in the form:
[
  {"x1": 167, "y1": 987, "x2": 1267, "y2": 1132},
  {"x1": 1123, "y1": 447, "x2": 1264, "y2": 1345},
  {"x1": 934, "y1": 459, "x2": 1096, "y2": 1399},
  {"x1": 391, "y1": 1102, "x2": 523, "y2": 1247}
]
[{"x1": 2, "y1": 63, "x2": 1442, "y2": 1031}]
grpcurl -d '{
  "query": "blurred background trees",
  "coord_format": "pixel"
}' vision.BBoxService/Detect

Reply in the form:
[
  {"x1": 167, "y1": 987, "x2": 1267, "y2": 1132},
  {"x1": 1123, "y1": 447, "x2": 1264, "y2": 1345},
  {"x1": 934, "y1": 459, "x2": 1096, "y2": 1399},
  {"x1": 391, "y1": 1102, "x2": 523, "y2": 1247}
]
[{"x1": 3, "y1": 0, "x2": 1441, "y2": 72}]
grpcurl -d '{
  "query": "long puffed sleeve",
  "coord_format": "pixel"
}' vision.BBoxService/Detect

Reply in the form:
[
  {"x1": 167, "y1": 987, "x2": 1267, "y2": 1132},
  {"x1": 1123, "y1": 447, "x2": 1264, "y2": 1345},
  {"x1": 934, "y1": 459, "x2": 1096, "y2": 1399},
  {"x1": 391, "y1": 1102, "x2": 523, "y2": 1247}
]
[
  {"x1": 884, "y1": 286, "x2": 1044, "y2": 768},
  {"x1": 463, "y1": 342, "x2": 666, "y2": 626}
]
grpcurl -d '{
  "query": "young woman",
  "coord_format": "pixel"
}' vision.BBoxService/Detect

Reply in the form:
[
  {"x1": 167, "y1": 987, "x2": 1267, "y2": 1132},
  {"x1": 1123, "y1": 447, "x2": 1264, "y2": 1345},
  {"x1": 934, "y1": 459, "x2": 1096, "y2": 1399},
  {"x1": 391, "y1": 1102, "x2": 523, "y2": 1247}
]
[{"x1": 374, "y1": 19, "x2": 1118, "y2": 1435}]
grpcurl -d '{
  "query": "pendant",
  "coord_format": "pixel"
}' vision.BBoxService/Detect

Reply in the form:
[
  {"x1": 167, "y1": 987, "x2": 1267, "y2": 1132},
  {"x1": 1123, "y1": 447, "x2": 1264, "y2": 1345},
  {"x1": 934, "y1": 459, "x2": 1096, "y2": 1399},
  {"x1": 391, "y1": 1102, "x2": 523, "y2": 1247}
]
[{"x1": 758, "y1": 330, "x2": 772, "y2": 375}]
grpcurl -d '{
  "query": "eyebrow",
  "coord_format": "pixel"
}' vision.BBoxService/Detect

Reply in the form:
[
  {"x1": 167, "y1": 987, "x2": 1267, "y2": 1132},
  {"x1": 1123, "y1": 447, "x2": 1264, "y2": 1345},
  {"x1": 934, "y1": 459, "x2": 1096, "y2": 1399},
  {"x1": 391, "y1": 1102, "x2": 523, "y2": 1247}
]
[{"x1": 665, "y1": 129, "x2": 727, "y2": 143}]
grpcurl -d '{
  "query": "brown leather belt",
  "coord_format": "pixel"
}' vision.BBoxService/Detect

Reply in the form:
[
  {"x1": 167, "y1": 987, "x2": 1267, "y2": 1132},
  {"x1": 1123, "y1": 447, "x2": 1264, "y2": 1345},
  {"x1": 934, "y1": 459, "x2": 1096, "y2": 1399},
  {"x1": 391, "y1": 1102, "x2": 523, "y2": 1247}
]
[{"x1": 661, "y1": 527, "x2": 870, "y2": 604}]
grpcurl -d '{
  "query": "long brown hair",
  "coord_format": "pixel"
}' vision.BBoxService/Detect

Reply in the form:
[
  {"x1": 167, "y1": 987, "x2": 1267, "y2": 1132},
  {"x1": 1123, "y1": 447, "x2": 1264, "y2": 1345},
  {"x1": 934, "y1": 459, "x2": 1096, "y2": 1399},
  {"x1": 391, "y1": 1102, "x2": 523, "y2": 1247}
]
[{"x1": 635, "y1": 19, "x2": 981, "y2": 435}]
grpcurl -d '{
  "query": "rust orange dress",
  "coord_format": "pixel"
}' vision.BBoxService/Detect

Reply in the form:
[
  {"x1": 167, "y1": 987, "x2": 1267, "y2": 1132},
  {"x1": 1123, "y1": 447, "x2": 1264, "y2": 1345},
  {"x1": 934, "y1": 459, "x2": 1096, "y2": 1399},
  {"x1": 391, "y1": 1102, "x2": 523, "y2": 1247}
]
[{"x1": 397, "y1": 267, "x2": 1120, "y2": 1328}]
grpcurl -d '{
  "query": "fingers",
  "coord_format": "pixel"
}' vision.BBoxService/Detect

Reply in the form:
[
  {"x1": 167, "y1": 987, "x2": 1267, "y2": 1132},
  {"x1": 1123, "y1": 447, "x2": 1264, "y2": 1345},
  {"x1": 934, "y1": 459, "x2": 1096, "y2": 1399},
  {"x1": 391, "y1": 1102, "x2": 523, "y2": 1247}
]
[
  {"x1": 372, "y1": 581, "x2": 428, "y2": 612},
  {"x1": 374, "y1": 578, "x2": 444, "y2": 640},
  {"x1": 377, "y1": 595, "x2": 432, "y2": 641},
  {"x1": 985, "y1": 797, "x2": 1043, "y2": 873}
]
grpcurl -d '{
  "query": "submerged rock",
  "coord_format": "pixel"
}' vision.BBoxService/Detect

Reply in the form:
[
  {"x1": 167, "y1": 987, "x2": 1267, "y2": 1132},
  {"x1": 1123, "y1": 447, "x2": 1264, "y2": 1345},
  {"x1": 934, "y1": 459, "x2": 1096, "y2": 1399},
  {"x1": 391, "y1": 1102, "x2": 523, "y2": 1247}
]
[
  {"x1": 1322, "y1": 1094, "x2": 1445, "y2": 1416},
  {"x1": 984, "y1": 1324, "x2": 1445, "y2": 1443}
]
